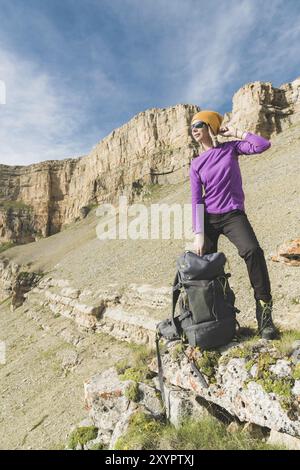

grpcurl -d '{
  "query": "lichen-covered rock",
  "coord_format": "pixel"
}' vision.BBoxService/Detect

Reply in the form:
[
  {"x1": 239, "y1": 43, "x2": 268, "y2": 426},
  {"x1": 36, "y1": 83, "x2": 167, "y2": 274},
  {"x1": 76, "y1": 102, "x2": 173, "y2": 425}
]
[
  {"x1": 152, "y1": 377, "x2": 208, "y2": 427},
  {"x1": 83, "y1": 367, "x2": 164, "y2": 446},
  {"x1": 149, "y1": 341, "x2": 300, "y2": 437},
  {"x1": 291, "y1": 348, "x2": 300, "y2": 365},
  {"x1": 270, "y1": 360, "x2": 292, "y2": 378},
  {"x1": 292, "y1": 381, "x2": 300, "y2": 396}
]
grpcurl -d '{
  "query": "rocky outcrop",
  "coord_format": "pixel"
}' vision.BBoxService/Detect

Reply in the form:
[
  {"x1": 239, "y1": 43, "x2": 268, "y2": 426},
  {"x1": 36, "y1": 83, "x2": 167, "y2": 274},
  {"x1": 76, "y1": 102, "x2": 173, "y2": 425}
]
[
  {"x1": 271, "y1": 238, "x2": 300, "y2": 266},
  {"x1": 149, "y1": 340, "x2": 300, "y2": 438},
  {"x1": 18, "y1": 275, "x2": 170, "y2": 343},
  {"x1": 11, "y1": 271, "x2": 43, "y2": 311},
  {"x1": 83, "y1": 367, "x2": 164, "y2": 449},
  {"x1": 71, "y1": 336, "x2": 300, "y2": 450},
  {"x1": 222, "y1": 76, "x2": 300, "y2": 138},
  {"x1": 0, "y1": 258, "x2": 21, "y2": 300},
  {"x1": 0, "y1": 158, "x2": 80, "y2": 241}
]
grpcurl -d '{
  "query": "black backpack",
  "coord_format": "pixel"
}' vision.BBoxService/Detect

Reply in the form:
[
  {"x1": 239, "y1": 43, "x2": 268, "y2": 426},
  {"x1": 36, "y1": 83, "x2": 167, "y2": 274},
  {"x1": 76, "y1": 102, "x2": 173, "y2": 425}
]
[{"x1": 157, "y1": 251, "x2": 239, "y2": 350}]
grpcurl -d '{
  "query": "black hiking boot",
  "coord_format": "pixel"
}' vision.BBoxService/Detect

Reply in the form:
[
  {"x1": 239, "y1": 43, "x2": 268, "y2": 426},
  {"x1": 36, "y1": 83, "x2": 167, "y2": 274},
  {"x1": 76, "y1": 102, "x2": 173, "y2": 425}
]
[{"x1": 256, "y1": 299, "x2": 278, "y2": 340}]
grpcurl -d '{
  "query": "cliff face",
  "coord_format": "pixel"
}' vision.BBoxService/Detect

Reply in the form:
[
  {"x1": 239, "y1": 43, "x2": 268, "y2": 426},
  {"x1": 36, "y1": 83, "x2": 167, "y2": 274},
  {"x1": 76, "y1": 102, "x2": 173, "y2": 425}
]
[
  {"x1": 0, "y1": 104, "x2": 199, "y2": 243},
  {"x1": 0, "y1": 159, "x2": 80, "y2": 242},
  {"x1": 222, "y1": 77, "x2": 300, "y2": 136},
  {"x1": 1, "y1": 76, "x2": 300, "y2": 244}
]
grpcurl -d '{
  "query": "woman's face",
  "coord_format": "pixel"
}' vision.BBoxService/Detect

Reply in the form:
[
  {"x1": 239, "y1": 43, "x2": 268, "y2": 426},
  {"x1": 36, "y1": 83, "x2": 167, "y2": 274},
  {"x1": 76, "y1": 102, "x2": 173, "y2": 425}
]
[{"x1": 191, "y1": 121, "x2": 209, "y2": 143}]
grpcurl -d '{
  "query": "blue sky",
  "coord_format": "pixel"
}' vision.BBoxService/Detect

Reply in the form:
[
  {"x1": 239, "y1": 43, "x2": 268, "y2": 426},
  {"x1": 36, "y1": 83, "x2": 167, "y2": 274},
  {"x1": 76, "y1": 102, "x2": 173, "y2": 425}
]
[{"x1": 0, "y1": 0, "x2": 300, "y2": 165}]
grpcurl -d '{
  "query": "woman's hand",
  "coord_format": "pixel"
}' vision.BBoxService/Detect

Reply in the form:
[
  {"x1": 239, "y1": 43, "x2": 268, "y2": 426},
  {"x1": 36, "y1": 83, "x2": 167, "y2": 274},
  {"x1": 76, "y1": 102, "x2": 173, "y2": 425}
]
[
  {"x1": 194, "y1": 233, "x2": 205, "y2": 256},
  {"x1": 219, "y1": 125, "x2": 236, "y2": 137}
]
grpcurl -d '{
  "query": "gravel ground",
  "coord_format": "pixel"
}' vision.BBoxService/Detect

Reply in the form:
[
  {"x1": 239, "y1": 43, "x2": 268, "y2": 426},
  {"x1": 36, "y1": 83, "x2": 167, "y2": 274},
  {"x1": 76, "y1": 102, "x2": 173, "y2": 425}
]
[{"x1": 0, "y1": 298, "x2": 135, "y2": 450}]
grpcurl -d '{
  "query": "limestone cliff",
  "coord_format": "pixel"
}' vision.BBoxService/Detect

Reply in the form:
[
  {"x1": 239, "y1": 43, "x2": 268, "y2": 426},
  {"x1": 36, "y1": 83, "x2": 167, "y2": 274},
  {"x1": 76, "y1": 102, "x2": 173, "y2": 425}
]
[
  {"x1": 1, "y1": 76, "x2": 300, "y2": 244},
  {"x1": 0, "y1": 104, "x2": 199, "y2": 243},
  {"x1": 222, "y1": 76, "x2": 300, "y2": 135}
]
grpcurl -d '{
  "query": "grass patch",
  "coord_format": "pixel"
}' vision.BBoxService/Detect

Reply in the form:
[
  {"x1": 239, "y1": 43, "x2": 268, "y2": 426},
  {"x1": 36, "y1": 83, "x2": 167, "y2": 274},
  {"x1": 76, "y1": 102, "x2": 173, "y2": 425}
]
[
  {"x1": 124, "y1": 382, "x2": 141, "y2": 402},
  {"x1": 114, "y1": 412, "x2": 285, "y2": 450},
  {"x1": 272, "y1": 329, "x2": 300, "y2": 356},
  {"x1": 115, "y1": 358, "x2": 130, "y2": 375},
  {"x1": 158, "y1": 416, "x2": 286, "y2": 450},
  {"x1": 0, "y1": 242, "x2": 15, "y2": 253},
  {"x1": 116, "y1": 343, "x2": 156, "y2": 384},
  {"x1": 221, "y1": 328, "x2": 300, "y2": 363},
  {"x1": 68, "y1": 426, "x2": 98, "y2": 450},
  {"x1": 89, "y1": 442, "x2": 106, "y2": 450},
  {"x1": 119, "y1": 365, "x2": 155, "y2": 383},
  {"x1": 0, "y1": 296, "x2": 12, "y2": 306},
  {"x1": 170, "y1": 342, "x2": 186, "y2": 362},
  {"x1": 195, "y1": 350, "x2": 221, "y2": 383},
  {"x1": 114, "y1": 412, "x2": 164, "y2": 450}
]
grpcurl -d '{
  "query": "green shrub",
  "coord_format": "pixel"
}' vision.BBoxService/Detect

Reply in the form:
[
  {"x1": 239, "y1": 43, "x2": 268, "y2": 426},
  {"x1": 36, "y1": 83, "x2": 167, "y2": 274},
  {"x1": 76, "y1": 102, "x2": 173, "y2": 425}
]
[
  {"x1": 159, "y1": 416, "x2": 285, "y2": 450},
  {"x1": 115, "y1": 414, "x2": 285, "y2": 450},
  {"x1": 115, "y1": 412, "x2": 164, "y2": 450},
  {"x1": 119, "y1": 365, "x2": 155, "y2": 383},
  {"x1": 115, "y1": 358, "x2": 130, "y2": 375},
  {"x1": 125, "y1": 382, "x2": 141, "y2": 402},
  {"x1": 195, "y1": 351, "x2": 221, "y2": 381},
  {"x1": 116, "y1": 343, "x2": 156, "y2": 383},
  {"x1": 89, "y1": 442, "x2": 106, "y2": 450},
  {"x1": 272, "y1": 329, "x2": 300, "y2": 356},
  {"x1": 68, "y1": 426, "x2": 98, "y2": 450}
]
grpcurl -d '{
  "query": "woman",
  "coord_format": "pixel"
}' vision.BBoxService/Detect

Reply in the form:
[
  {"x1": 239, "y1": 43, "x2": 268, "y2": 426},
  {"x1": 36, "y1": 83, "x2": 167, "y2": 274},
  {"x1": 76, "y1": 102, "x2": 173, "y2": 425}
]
[{"x1": 189, "y1": 110, "x2": 277, "y2": 340}]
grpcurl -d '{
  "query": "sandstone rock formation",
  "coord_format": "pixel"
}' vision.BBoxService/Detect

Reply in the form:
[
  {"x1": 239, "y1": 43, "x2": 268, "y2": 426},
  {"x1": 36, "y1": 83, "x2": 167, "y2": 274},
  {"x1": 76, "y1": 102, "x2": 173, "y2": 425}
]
[
  {"x1": 221, "y1": 76, "x2": 300, "y2": 138},
  {"x1": 9, "y1": 274, "x2": 170, "y2": 343}
]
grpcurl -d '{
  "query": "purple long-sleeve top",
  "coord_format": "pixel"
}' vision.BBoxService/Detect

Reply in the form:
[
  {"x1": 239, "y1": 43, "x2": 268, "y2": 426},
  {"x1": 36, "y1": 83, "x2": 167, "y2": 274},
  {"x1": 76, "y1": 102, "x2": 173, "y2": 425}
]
[{"x1": 189, "y1": 132, "x2": 271, "y2": 233}]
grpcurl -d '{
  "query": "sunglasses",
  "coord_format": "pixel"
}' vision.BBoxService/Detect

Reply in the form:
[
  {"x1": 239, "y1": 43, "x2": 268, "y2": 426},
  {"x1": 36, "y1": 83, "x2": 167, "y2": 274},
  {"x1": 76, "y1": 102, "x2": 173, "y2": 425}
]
[{"x1": 191, "y1": 121, "x2": 207, "y2": 130}]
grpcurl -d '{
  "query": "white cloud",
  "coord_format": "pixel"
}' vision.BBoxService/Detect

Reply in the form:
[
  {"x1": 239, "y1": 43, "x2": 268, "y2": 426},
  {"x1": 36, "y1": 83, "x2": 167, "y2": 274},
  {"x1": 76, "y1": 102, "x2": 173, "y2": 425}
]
[
  {"x1": 0, "y1": 45, "x2": 124, "y2": 166},
  {"x1": 0, "y1": 48, "x2": 87, "y2": 165}
]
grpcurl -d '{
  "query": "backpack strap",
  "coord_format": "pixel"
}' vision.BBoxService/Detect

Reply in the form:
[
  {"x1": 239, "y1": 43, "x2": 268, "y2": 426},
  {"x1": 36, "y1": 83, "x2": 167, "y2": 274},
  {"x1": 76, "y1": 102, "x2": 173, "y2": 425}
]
[
  {"x1": 171, "y1": 271, "x2": 182, "y2": 333},
  {"x1": 155, "y1": 331, "x2": 166, "y2": 407}
]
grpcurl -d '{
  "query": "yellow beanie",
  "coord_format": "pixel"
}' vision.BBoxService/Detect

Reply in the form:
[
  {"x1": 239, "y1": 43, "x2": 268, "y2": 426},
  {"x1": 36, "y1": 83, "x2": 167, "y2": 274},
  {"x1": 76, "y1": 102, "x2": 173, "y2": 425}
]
[{"x1": 191, "y1": 110, "x2": 223, "y2": 136}]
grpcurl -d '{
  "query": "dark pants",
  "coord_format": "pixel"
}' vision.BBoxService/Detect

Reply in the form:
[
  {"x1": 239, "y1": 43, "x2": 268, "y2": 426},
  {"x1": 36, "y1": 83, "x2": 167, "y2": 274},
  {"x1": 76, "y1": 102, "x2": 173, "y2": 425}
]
[{"x1": 204, "y1": 209, "x2": 272, "y2": 303}]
